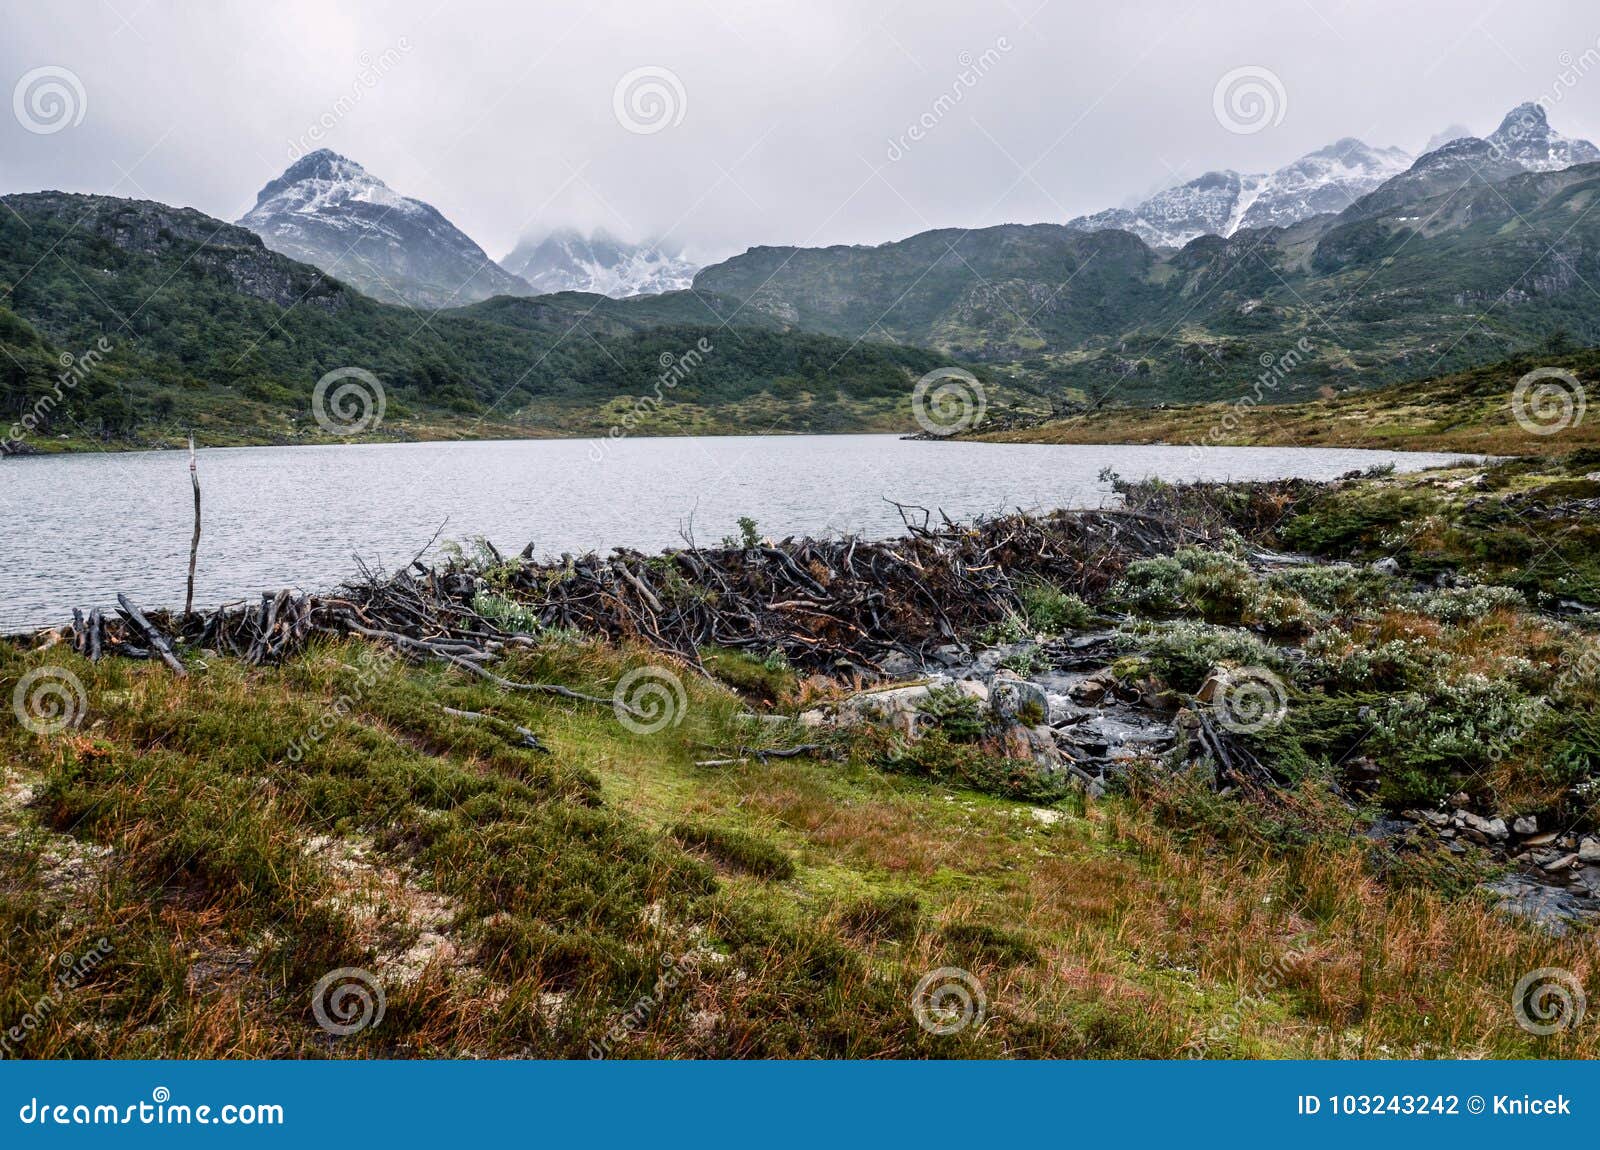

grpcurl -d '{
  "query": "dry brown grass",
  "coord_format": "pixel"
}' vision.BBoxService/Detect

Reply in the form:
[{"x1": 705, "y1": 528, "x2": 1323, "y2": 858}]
[{"x1": 2, "y1": 631, "x2": 1594, "y2": 1059}]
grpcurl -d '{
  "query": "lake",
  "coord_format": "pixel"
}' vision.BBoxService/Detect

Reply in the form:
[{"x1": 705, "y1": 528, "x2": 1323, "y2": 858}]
[{"x1": 0, "y1": 435, "x2": 1477, "y2": 633}]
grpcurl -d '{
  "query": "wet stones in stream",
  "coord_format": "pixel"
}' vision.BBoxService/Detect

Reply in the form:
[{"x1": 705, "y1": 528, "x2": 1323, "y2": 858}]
[
  {"x1": 1391, "y1": 809, "x2": 1600, "y2": 935},
  {"x1": 815, "y1": 629, "x2": 1600, "y2": 938},
  {"x1": 807, "y1": 631, "x2": 1180, "y2": 793}
]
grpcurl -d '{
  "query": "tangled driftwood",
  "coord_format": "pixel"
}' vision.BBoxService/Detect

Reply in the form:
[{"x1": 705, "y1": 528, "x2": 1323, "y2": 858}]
[{"x1": 62, "y1": 506, "x2": 1209, "y2": 684}]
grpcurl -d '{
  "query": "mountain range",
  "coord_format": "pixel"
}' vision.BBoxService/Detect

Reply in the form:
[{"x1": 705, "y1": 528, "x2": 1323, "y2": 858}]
[
  {"x1": 693, "y1": 103, "x2": 1600, "y2": 402},
  {"x1": 1065, "y1": 138, "x2": 1414, "y2": 248},
  {"x1": 238, "y1": 152, "x2": 699, "y2": 308},
  {"x1": 1062, "y1": 103, "x2": 1597, "y2": 248},
  {"x1": 231, "y1": 105, "x2": 1597, "y2": 315},
  {"x1": 5, "y1": 101, "x2": 1600, "y2": 447}
]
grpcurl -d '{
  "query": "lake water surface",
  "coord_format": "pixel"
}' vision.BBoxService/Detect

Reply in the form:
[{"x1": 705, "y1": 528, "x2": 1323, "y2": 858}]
[{"x1": 0, "y1": 435, "x2": 1477, "y2": 633}]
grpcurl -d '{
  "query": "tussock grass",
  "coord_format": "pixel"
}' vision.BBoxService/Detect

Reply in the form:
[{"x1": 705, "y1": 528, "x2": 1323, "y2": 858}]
[{"x1": 1, "y1": 620, "x2": 1594, "y2": 1059}]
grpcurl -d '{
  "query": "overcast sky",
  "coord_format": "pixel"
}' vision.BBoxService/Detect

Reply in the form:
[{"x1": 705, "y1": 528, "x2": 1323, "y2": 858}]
[{"x1": 4, "y1": 0, "x2": 1600, "y2": 263}]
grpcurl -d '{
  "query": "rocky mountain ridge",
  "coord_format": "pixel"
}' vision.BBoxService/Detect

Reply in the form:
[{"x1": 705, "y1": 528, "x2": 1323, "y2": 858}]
[{"x1": 238, "y1": 150, "x2": 531, "y2": 310}]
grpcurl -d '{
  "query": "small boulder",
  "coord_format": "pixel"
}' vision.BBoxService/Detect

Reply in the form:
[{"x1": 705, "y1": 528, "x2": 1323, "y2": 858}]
[
  {"x1": 837, "y1": 679, "x2": 949, "y2": 737},
  {"x1": 929, "y1": 644, "x2": 966, "y2": 668},
  {"x1": 1513, "y1": 815, "x2": 1538, "y2": 837},
  {"x1": 953, "y1": 678, "x2": 989, "y2": 704},
  {"x1": 1579, "y1": 837, "x2": 1600, "y2": 864},
  {"x1": 877, "y1": 650, "x2": 923, "y2": 678},
  {"x1": 1542, "y1": 853, "x2": 1580, "y2": 874},
  {"x1": 1370, "y1": 556, "x2": 1402, "y2": 576},
  {"x1": 1456, "y1": 812, "x2": 1509, "y2": 842},
  {"x1": 1068, "y1": 675, "x2": 1110, "y2": 706},
  {"x1": 998, "y1": 723, "x2": 1059, "y2": 768},
  {"x1": 990, "y1": 673, "x2": 1050, "y2": 725}
]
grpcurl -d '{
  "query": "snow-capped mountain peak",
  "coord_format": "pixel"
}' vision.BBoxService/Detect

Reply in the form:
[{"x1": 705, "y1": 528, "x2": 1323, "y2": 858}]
[
  {"x1": 501, "y1": 228, "x2": 699, "y2": 298},
  {"x1": 1342, "y1": 104, "x2": 1600, "y2": 220},
  {"x1": 1486, "y1": 101, "x2": 1600, "y2": 171},
  {"x1": 1065, "y1": 137, "x2": 1412, "y2": 247},
  {"x1": 238, "y1": 150, "x2": 529, "y2": 309}
]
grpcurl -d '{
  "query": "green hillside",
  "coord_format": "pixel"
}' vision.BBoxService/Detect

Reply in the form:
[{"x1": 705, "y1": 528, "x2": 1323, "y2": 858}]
[
  {"x1": 696, "y1": 163, "x2": 1600, "y2": 407},
  {"x1": 0, "y1": 193, "x2": 964, "y2": 450}
]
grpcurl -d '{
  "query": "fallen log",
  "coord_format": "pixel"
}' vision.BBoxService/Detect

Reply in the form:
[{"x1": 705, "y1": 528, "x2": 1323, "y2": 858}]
[{"x1": 116, "y1": 594, "x2": 187, "y2": 677}]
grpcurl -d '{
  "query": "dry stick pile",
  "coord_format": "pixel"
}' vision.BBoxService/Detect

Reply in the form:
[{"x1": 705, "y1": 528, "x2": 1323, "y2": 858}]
[{"x1": 63, "y1": 507, "x2": 1208, "y2": 688}]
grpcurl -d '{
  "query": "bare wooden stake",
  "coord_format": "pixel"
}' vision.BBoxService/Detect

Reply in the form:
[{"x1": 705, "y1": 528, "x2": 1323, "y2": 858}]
[{"x1": 184, "y1": 434, "x2": 201, "y2": 618}]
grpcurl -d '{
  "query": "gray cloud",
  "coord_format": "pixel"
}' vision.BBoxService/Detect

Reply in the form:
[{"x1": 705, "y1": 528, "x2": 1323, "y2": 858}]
[{"x1": 3, "y1": 0, "x2": 1599, "y2": 266}]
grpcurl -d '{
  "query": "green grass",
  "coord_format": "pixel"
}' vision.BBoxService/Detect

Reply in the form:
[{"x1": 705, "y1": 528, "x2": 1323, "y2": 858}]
[{"x1": 670, "y1": 822, "x2": 796, "y2": 880}]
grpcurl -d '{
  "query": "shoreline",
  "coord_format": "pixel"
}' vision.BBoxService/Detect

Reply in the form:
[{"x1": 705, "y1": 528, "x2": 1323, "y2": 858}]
[{"x1": 1, "y1": 444, "x2": 1482, "y2": 638}]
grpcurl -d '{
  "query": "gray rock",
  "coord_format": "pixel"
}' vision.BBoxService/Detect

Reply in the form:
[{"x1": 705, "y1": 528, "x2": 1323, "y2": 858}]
[
  {"x1": 1001, "y1": 723, "x2": 1060, "y2": 768},
  {"x1": 954, "y1": 679, "x2": 989, "y2": 704},
  {"x1": 990, "y1": 673, "x2": 1050, "y2": 724},
  {"x1": 1370, "y1": 557, "x2": 1402, "y2": 576},
  {"x1": 836, "y1": 678, "x2": 950, "y2": 737},
  {"x1": 876, "y1": 651, "x2": 923, "y2": 678},
  {"x1": 1047, "y1": 696, "x2": 1095, "y2": 727},
  {"x1": 929, "y1": 644, "x2": 966, "y2": 668},
  {"x1": 1457, "y1": 812, "x2": 1509, "y2": 842},
  {"x1": 1484, "y1": 875, "x2": 1600, "y2": 937},
  {"x1": 1067, "y1": 674, "x2": 1112, "y2": 706},
  {"x1": 1513, "y1": 815, "x2": 1538, "y2": 836},
  {"x1": 1579, "y1": 837, "x2": 1600, "y2": 864}
]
